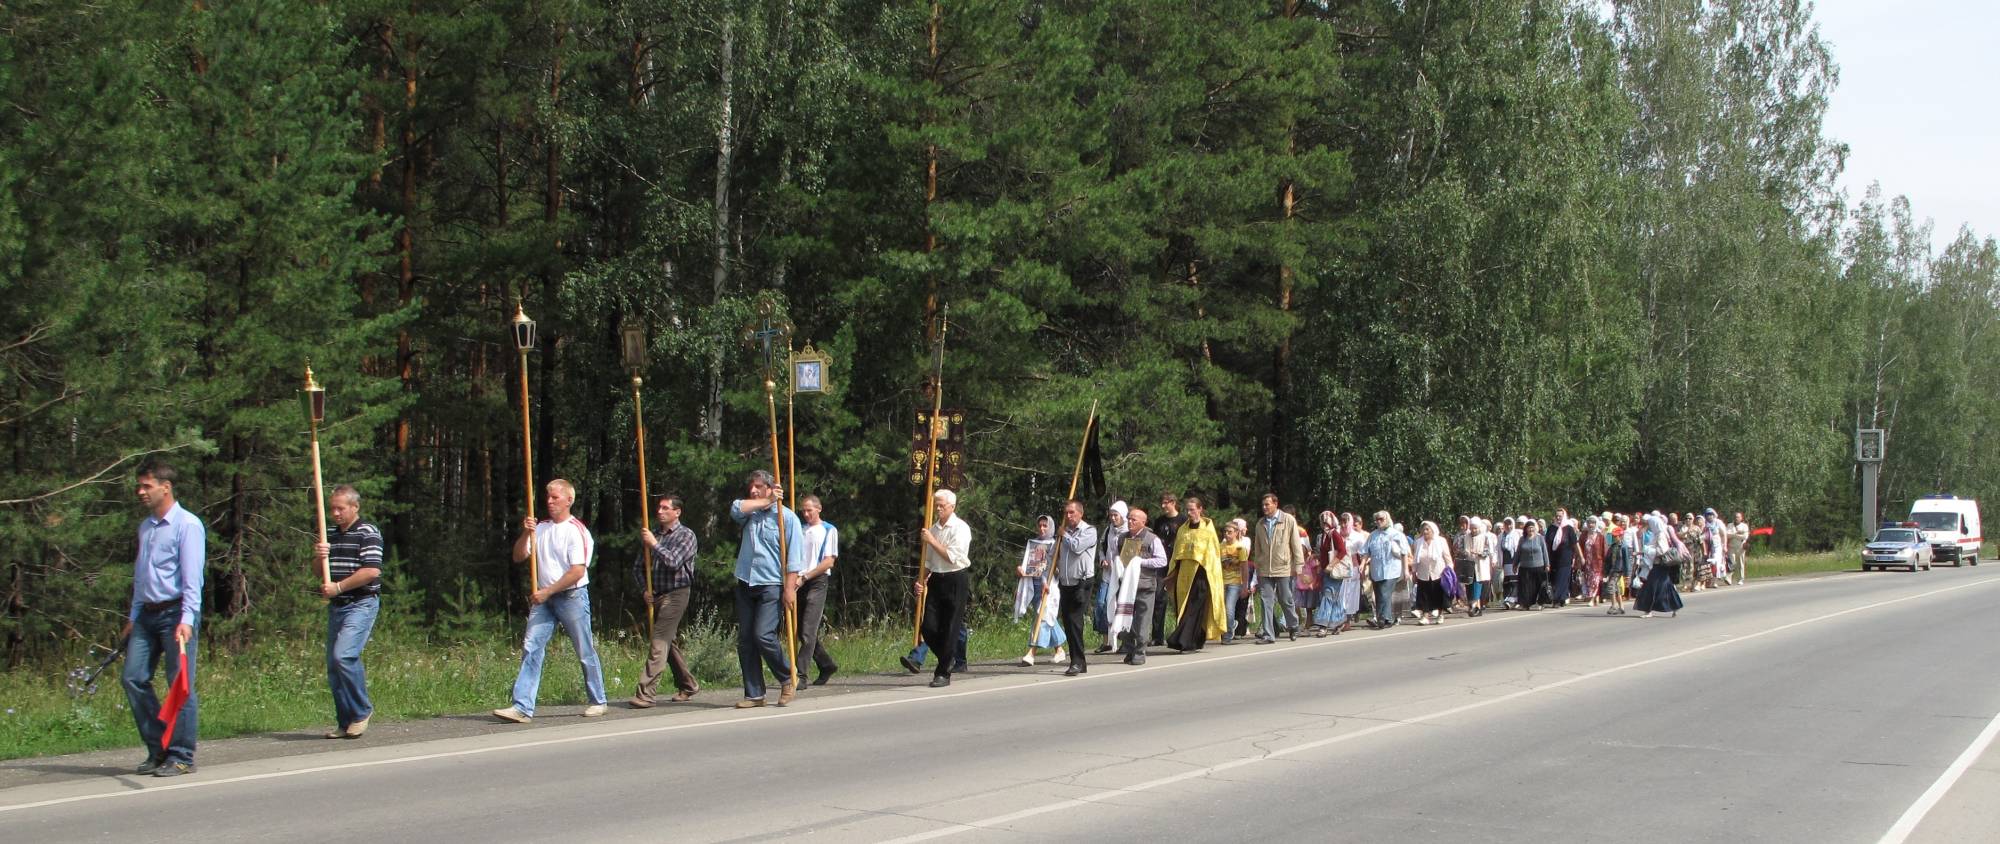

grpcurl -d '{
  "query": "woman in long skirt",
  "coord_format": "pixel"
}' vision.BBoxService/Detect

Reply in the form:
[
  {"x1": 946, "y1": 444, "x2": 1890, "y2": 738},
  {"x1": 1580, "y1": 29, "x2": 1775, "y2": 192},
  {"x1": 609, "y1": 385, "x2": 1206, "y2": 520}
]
[
  {"x1": 1340, "y1": 513, "x2": 1365, "y2": 628},
  {"x1": 1634, "y1": 512, "x2": 1683, "y2": 617},
  {"x1": 1018, "y1": 516, "x2": 1067, "y2": 665},
  {"x1": 1312, "y1": 511, "x2": 1348, "y2": 634},
  {"x1": 1411, "y1": 521, "x2": 1453, "y2": 625},
  {"x1": 1580, "y1": 517, "x2": 1608, "y2": 608}
]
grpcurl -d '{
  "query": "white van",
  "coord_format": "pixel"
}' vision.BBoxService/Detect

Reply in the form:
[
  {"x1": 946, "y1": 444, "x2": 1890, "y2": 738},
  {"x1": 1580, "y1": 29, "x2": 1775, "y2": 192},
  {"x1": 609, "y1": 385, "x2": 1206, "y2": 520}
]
[{"x1": 1908, "y1": 495, "x2": 1982, "y2": 566}]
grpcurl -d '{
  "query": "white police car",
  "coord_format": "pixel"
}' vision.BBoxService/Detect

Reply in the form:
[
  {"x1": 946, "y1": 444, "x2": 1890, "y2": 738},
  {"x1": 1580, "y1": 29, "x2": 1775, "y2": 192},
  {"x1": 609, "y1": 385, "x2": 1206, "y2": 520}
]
[{"x1": 1862, "y1": 525, "x2": 1933, "y2": 572}]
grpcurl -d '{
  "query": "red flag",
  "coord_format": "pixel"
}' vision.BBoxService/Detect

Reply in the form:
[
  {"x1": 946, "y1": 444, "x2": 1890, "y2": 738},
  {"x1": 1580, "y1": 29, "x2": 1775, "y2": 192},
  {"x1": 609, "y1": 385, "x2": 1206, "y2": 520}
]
[
  {"x1": 1750, "y1": 526, "x2": 1775, "y2": 538},
  {"x1": 156, "y1": 641, "x2": 191, "y2": 753}
]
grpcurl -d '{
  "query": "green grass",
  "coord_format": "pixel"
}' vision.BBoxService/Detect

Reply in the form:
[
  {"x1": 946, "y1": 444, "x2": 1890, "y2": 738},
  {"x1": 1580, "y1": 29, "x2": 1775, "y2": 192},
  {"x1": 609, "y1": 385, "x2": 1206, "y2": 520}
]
[{"x1": 0, "y1": 607, "x2": 1045, "y2": 761}]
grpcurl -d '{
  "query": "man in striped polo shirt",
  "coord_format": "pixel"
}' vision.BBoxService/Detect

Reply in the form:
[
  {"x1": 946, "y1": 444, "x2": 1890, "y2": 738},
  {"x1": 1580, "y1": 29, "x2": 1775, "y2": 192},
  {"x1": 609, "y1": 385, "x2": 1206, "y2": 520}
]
[{"x1": 313, "y1": 485, "x2": 382, "y2": 739}]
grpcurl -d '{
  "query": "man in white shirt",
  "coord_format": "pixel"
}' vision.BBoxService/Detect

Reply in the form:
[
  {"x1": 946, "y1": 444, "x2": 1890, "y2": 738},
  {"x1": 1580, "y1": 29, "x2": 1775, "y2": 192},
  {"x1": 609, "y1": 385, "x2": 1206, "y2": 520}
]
[
  {"x1": 796, "y1": 495, "x2": 841, "y2": 688},
  {"x1": 494, "y1": 479, "x2": 608, "y2": 723},
  {"x1": 916, "y1": 488, "x2": 972, "y2": 688}
]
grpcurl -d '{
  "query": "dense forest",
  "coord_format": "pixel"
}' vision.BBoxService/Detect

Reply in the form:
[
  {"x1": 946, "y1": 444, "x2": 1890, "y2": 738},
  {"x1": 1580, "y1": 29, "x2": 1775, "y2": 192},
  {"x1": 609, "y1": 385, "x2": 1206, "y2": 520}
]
[{"x1": 4, "y1": 0, "x2": 1996, "y2": 662}]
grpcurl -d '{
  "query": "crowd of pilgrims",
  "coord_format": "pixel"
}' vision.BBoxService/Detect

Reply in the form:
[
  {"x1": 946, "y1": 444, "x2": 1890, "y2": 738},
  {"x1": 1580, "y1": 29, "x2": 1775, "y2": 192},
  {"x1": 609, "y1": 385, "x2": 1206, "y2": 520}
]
[{"x1": 1002, "y1": 493, "x2": 1755, "y2": 676}]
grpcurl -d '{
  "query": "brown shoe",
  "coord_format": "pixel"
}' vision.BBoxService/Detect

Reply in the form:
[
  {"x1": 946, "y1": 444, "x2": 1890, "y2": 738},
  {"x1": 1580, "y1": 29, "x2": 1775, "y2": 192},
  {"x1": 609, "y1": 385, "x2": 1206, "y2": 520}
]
[
  {"x1": 344, "y1": 718, "x2": 369, "y2": 738},
  {"x1": 670, "y1": 689, "x2": 697, "y2": 702},
  {"x1": 627, "y1": 696, "x2": 655, "y2": 709},
  {"x1": 777, "y1": 680, "x2": 797, "y2": 706},
  {"x1": 734, "y1": 698, "x2": 765, "y2": 709}
]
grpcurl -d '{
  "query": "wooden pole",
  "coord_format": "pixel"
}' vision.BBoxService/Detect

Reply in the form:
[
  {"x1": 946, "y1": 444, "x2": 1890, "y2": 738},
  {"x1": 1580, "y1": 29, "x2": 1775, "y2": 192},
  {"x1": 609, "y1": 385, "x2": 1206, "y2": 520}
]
[
  {"x1": 632, "y1": 373, "x2": 652, "y2": 630},
  {"x1": 517, "y1": 346, "x2": 538, "y2": 599},
  {"x1": 310, "y1": 420, "x2": 330, "y2": 586},
  {"x1": 763, "y1": 376, "x2": 798, "y2": 691},
  {"x1": 912, "y1": 310, "x2": 948, "y2": 648},
  {"x1": 1027, "y1": 401, "x2": 1096, "y2": 649}
]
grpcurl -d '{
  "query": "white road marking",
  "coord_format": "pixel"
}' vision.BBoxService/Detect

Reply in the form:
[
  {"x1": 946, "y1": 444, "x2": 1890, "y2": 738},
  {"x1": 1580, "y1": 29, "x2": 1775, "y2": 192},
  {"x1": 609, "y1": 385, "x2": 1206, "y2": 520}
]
[
  {"x1": 1877, "y1": 707, "x2": 2000, "y2": 843},
  {"x1": 0, "y1": 567, "x2": 1951, "y2": 818},
  {"x1": 878, "y1": 574, "x2": 2000, "y2": 843}
]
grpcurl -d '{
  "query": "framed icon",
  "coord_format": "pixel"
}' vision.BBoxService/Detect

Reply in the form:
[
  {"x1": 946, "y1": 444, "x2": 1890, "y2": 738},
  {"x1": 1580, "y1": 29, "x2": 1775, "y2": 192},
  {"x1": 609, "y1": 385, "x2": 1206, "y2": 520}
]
[
  {"x1": 1856, "y1": 428, "x2": 1885, "y2": 463},
  {"x1": 791, "y1": 344, "x2": 831, "y2": 394}
]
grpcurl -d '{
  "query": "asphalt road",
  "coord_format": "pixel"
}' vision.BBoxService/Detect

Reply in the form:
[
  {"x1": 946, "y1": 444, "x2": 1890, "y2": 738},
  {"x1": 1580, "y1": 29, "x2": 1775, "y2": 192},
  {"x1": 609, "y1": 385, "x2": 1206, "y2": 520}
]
[{"x1": 4, "y1": 566, "x2": 1999, "y2": 843}]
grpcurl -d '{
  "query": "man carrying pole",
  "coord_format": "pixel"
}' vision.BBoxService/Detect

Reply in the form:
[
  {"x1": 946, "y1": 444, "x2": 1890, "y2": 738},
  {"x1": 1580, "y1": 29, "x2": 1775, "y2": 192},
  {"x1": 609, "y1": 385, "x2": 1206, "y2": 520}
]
[
  {"x1": 630, "y1": 495, "x2": 699, "y2": 707},
  {"x1": 729, "y1": 470, "x2": 807, "y2": 708},
  {"x1": 493, "y1": 479, "x2": 609, "y2": 723},
  {"x1": 916, "y1": 488, "x2": 972, "y2": 688},
  {"x1": 313, "y1": 485, "x2": 383, "y2": 738}
]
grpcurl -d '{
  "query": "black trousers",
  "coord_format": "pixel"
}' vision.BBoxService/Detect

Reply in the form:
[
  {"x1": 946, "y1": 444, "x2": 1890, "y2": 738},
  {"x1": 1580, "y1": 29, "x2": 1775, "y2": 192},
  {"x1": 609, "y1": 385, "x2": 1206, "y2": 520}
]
[
  {"x1": 1058, "y1": 580, "x2": 1091, "y2": 667},
  {"x1": 1518, "y1": 567, "x2": 1549, "y2": 608},
  {"x1": 920, "y1": 569, "x2": 970, "y2": 678},
  {"x1": 1149, "y1": 577, "x2": 1170, "y2": 645}
]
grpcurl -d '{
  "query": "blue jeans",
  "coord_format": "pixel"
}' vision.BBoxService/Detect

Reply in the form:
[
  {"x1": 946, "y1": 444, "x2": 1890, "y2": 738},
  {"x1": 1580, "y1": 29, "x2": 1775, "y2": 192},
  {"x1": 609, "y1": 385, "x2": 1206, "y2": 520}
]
[
  {"x1": 327, "y1": 596, "x2": 380, "y2": 728},
  {"x1": 1222, "y1": 583, "x2": 1244, "y2": 642},
  {"x1": 1257, "y1": 577, "x2": 1297, "y2": 639},
  {"x1": 734, "y1": 581, "x2": 793, "y2": 699},
  {"x1": 511, "y1": 586, "x2": 607, "y2": 716},
  {"x1": 1092, "y1": 579, "x2": 1110, "y2": 633},
  {"x1": 908, "y1": 626, "x2": 970, "y2": 667},
  {"x1": 1372, "y1": 578, "x2": 1399, "y2": 625},
  {"x1": 123, "y1": 606, "x2": 198, "y2": 763}
]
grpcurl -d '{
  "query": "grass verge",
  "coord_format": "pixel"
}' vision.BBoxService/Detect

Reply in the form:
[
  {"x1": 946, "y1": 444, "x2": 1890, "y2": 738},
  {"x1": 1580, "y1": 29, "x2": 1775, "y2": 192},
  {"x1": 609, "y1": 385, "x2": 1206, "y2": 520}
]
[{"x1": 0, "y1": 606, "x2": 1046, "y2": 761}]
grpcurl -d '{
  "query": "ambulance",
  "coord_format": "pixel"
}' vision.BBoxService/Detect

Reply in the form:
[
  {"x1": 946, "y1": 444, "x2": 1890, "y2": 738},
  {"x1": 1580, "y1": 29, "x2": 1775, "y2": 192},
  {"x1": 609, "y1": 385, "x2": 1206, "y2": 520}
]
[{"x1": 1908, "y1": 495, "x2": 1982, "y2": 566}]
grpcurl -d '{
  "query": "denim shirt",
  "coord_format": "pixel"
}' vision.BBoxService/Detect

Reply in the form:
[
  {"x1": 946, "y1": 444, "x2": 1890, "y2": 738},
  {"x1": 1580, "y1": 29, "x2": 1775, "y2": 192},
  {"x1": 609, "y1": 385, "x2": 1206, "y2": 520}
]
[
  {"x1": 1363, "y1": 528, "x2": 1408, "y2": 583},
  {"x1": 730, "y1": 500, "x2": 809, "y2": 586}
]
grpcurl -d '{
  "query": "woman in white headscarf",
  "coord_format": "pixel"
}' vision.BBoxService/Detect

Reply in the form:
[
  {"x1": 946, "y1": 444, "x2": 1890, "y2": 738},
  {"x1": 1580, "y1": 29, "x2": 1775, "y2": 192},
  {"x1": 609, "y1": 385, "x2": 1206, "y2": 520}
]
[
  {"x1": 1411, "y1": 521, "x2": 1453, "y2": 625},
  {"x1": 1340, "y1": 513, "x2": 1366, "y2": 625},
  {"x1": 1092, "y1": 501, "x2": 1128, "y2": 653},
  {"x1": 1017, "y1": 516, "x2": 1066, "y2": 666}
]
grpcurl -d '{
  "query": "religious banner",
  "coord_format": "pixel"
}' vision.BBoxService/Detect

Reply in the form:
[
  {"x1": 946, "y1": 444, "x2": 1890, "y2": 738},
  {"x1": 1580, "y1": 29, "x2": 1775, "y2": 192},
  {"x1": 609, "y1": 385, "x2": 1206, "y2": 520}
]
[{"x1": 909, "y1": 407, "x2": 967, "y2": 489}]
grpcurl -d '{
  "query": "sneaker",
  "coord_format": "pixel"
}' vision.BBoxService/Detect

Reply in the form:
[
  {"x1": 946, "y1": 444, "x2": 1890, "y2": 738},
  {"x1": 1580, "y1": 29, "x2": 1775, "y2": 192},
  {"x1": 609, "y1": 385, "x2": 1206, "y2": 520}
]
[
  {"x1": 345, "y1": 718, "x2": 369, "y2": 738},
  {"x1": 152, "y1": 761, "x2": 196, "y2": 778},
  {"x1": 492, "y1": 706, "x2": 531, "y2": 723},
  {"x1": 135, "y1": 753, "x2": 166, "y2": 775},
  {"x1": 735, "y1": 698, "x2": 766, "y2": 709},
  {"x1": 581, "y1": 704, "x2": 608, "y2": 717},
  {"x1": 1017, "y1": 655, "x2": 1035, "y2": 667},
  {"x1": 1053, "y1": 648, "x2": 1067, "y2": 663}
]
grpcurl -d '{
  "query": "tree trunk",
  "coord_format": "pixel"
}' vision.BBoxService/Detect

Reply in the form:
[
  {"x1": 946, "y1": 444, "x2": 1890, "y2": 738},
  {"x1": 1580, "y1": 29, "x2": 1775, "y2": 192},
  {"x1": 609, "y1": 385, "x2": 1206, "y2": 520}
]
[{"x1": 702, "y1": 14, "x2": 735, "y2": 446}]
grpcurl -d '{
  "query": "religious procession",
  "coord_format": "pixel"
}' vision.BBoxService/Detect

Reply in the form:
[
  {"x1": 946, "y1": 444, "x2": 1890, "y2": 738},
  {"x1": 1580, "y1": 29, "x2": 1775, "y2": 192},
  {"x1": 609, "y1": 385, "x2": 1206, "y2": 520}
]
[{"x1": 112, "y1": 297, "x2": 1761, "y2": 777}]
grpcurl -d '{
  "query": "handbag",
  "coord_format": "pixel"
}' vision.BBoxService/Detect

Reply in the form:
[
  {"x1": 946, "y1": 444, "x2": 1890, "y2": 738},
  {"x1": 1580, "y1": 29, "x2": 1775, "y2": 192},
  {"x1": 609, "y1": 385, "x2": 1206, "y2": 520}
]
[
  {"x1": 1440, "y1": 565, "x2": 1462, "y2": 600},
  {"x1": 1329, "y1": 558, "x2": 1354, "y2": 580}
]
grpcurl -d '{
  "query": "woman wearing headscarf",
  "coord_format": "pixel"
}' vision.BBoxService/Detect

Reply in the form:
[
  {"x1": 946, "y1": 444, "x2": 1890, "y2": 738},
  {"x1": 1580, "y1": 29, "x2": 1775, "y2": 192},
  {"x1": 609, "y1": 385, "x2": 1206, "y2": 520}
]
[
  {"x1": 1014, "y1": 516, "x2": 1055, "y2": 621},
  {"x1": 1220, "y1": 518, "x2": 1252, "y2": 644},
  {"x1": 1498, "y1": 517, "x2": 1521, "y2": 609},
  {"x1": 1580, "y1": 516, "x2": 1608, "y2": 608},
  {"x1": 1411, "y1": 521, "x2": 1453, "y2": 625},
  {"x1": 1340, "y1": 513, "x2": 1366, "y2": 628},
  {"x1": 1017, "y1": 516, "x2": 1066, "y2": 666},
  {"x1": 1514, "y1": 519, "x2": 1551, "y2": 610},
  {"x1": 1312, "y1": 511, "x2": 1349, "y2": 635},
  {"x1": 1294, "y1": 515, "x2": 1323, "y2": 634},
  {"x1": 1457, "y1": 516, "x2": 1495, "y2": 617},
  {"x1": 1634, "y1": 511, "x2": 1684, "y2": 617},
  {"x1": 1167, "y1": 497, "x2": 1226, "y2": 652},
  {"x1": 1092, "y1": 501, "x2": 1128, "y2": 654}
]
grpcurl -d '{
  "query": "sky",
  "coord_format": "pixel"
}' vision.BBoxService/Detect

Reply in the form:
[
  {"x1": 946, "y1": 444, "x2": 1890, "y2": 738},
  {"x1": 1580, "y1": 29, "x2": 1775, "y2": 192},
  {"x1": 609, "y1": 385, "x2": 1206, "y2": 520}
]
[{"x1": 1813, "y1": 0, "x2": 1999, "y2": 255}]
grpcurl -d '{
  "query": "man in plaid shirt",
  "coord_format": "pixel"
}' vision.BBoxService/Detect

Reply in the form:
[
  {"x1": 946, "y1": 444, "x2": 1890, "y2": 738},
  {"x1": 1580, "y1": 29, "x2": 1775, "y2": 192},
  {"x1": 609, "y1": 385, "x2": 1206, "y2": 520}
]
[{"x1": 630, "y1": 495, "x2": 700, "y2": 706}]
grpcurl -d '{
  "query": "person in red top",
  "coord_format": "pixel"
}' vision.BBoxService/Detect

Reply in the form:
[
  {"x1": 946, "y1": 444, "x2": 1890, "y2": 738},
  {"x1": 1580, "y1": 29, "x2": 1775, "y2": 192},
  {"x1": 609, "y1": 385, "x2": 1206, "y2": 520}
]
[{"x1": 1311, "y1": 511, "x2": 1349, "y2": 634}]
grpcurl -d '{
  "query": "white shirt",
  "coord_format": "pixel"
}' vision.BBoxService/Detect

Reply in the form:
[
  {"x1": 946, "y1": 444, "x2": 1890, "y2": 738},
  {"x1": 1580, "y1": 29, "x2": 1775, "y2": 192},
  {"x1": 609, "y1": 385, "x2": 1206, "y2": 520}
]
[
  {"x1": 803, "y1": 521, "x2": 840, "y2": 572},
  {"x1": 925, "y1": 514, "x2": 972, "y2": 573},
  {"x1": 532, "y1": 516, "x2": 593, "y2": 590}
]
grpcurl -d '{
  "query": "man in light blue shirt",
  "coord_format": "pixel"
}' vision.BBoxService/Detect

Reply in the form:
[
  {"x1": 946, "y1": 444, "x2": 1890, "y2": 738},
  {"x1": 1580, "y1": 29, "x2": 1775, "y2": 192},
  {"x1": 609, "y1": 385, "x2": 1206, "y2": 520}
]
[
  {"x1": 730, "y1": 470, "x2": 809, "y2": 708},
  {"x1": 122, "y1": 461, "x2": 206, "y2": 777}
]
